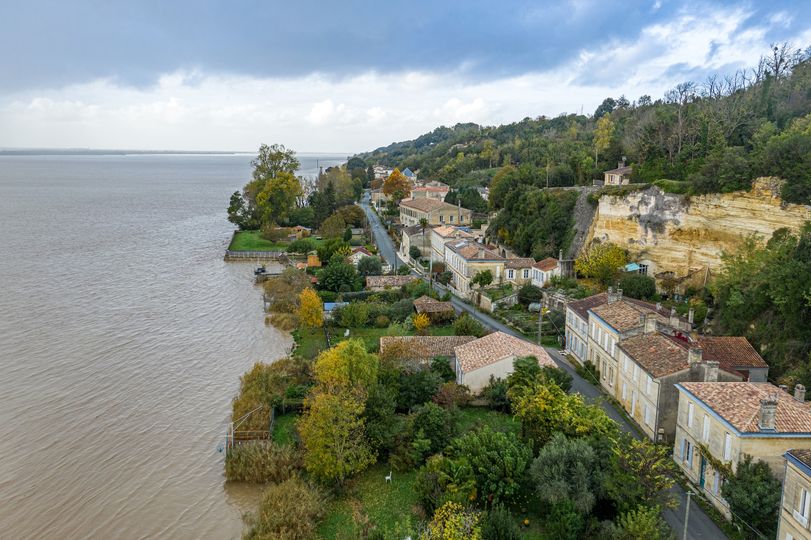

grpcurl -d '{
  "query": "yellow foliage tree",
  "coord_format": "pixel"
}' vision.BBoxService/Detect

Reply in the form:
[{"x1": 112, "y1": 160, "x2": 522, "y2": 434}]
[
  {"x1": 382, "y1": 168, "x2": 411, "y2": 201},
  {"x1": 313, "y1": 339, "x2": 379, "y2": 394},
  {"x1": 413, "y1": 312, "x2": 431, "y2": 335},
  {"x1": 575, "y1": 242, "x2": 627, "y2": 286},
  {"x1": 421, "y1": 502, "x2": 482, "y2": 540},
  {"x1": 594, "y1": 115, "x2": 615, "y2": 163},
  {"x1": 297, "y1": 288, "x2": 323, "y2": 328}
]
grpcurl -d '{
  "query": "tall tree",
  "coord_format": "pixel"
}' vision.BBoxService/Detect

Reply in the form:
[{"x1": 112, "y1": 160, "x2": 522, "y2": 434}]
[
  {"x1": 383, "y1": 168, "x2": 412, "y2": 202},
  {"x1": 594, "y1": 115, "x2": 615, "y2": 163},
  {"x1": 297, "y1": 288, "x2": 323, "y2": 328}
]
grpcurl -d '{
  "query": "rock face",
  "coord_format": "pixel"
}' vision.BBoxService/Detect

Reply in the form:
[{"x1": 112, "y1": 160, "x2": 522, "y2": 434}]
[{"x1": 586, "y1": 178, "x2": 811, "y2": 278}]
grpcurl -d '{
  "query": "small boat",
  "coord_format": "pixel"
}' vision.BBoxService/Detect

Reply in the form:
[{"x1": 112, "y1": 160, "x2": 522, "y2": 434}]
[{"x1": 254, "y1": 265, "x2": 267, "y2": 276}]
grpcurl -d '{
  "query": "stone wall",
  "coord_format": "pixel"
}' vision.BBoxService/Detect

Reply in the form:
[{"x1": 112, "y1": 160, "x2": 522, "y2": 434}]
[{"x1": 586, "y1": 178, "x2": 811, "y2": 278}]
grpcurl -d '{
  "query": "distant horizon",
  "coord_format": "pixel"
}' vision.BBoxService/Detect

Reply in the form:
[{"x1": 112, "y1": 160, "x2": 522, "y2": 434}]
[{"x1": 0, "y1": 147, "x2": 352, "y2": 157}]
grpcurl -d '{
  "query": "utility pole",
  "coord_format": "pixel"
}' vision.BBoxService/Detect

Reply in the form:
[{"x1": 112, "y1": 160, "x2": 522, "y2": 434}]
[
  {"x1": 682, "y1": 491, "x2": 693, "y2": 540},
  {"x1": 537, "y1": 306, "x2": 545, "y2": 345}
]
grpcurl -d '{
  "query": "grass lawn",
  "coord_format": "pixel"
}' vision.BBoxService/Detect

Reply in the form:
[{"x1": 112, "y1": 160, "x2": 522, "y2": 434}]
[
  {"x1": 271, "y1": 412, "x2": 298, "y2": 446},
  {"x1": 228, "y1": 230, "x2": 288, "y2": 251},
  {"x1": 481, "y1": 283, "x2": 514, "y2": 301},
  {"x1": 318, "y1": 463, "x2": 420, "y2": 539}
]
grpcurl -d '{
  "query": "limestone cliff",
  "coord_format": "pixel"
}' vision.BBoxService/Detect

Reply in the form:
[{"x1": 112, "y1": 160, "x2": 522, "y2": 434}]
[{"x1": 585, "y1": 178, "x2": 811, "y2": 279}]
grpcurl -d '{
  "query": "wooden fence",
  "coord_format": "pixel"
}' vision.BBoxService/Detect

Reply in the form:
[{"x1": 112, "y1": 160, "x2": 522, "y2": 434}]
[{"x1": 224, "y1": 250, "x2": 285, "y2": 261}]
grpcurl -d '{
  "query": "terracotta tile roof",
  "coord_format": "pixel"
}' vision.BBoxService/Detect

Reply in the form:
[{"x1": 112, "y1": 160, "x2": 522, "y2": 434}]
[
  {"x1": 605, "y1": 164, "x2": 633, "y2": 175},
  {"x1": 351, "y1": 246, "x2": 373, "y2": 256},
  {"x1": 786, "y1": 449, "x2": 811, "y2": 470},
  {"x1": 454, "y1": 331, "x2": 556, "y2": 373},
  {"x1": 379, "y1": 335, "x2": 476, "y2": 362},
  {"x1": 619, "y1": 332, "x2": 689, "y2": 378},
  {"x1": 413, "y1": 295, "x2": 454, "y2": 314},
  {"x1": 591, "y1": 300, "x2": 652, "y2": 332},
  {"x1": 568, "y1": 293, "x2": 609, "y2": 321},
  {"x1": 365, "y1": 275, "x2": 417, "y2": 289},
  {"x1": 533, "y1": 257, "x2": 559, "y2": 271},
  {"x1": 399, "y1": 198, "x2": 457, "y2": 213},
  {"x1": 679, "y1": 382, "x2": 811, "y2": 434},
  {"x1": 412, "y1": 186, "x2": 449, "y2": 193},
  {"x1": 446, "y1": 240, "x2": 503, "y2": 262},
  {"x1": 505, "y1": 257, "x2": 535, "y2": 269},
  {"x1": 697, "y1": 336, "x2": 767, "y2": 370}
]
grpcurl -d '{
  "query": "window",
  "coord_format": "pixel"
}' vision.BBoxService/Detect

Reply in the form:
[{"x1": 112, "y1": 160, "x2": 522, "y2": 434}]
[
  {"x1": 702, "y1": 415, "x2": 710, "y2": 443},
  {"x1": 795, "y1": 488, "x2": 811, "y2": 527},
  {"x1": 608, "y1": 367, "x2": 614, "y2": 387},
  {"x1": 631, "y1": 391, "x2": 637, "y2": 415},
  {"x1": 507, "y1": 270, "x2": 514, "y2": 279},
  {"x1": 459, "y1": 215, "x2": 464, "y2": 223},
  {"x1": 623, "y1": 356, "x2": 629, "y2": 373},
  {"x1": 713, "y1": 471, "x2": 722, "y2": 495},
  {"x1": 646, "y1": 375, "x2": 653, "y2": 395},
  {"x1": 633, "y1": 364, "x2": 639, "y2": 382},
  {"x1": 723, "y1": 433, "x2": 732, "y2": 461},
  {"x1": 644, "y1": 404, "x2": 654, "y2": 427},
  {"x1": 439, "y1": 215, "x2": 444, "y2": 223},
  {"x1": 680, "y1": 438, "x2": 693, "y2": 467},
  {"x1": 687, "y1": 402, "x2": 694, "y2": 428},
  {"x1": 639, "y1": 263, "x2": 648, "y2": 275},
  {"x1": 622, "y1": 382, "x2": 628, "y2": 401},
  {"x1": 523, "y1": 269, "x2": 529, "y2": 279},
  {"x1": 449, "y1": 215, "x2": 454, "y2": 223}
]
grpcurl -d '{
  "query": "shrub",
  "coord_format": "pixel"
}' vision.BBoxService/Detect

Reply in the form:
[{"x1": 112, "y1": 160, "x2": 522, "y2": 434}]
[
  {"x1": 618, "y1": 273, "x2": 657, "y2": 300},
  {"x1": 409, "y1": 245, "x2": 422, "y2": 260},
  {"x1": 544, "y1": 500, "x2": 584, "y2": 540},
  {"x1": 609, "y1": 505, "x2": 671, "y2": 539},
  {"x1": 374, "y1": 314, "x2": 390, "y2": 328},
  {"x1": 453, "y1": 313, "x2": 485, "y2": 337},
  {"x1": 575, "y1": 360, "x2": 600, "y2": 384},
  {"x1": 540, "y1": 366, "x2": 573, "y2": 393},
  {"x1": 398, "y1": 370, "x2": 444, "y2": 412},
  {"x1": 412, "y1": 402, "x2": 457, "y2": 455},
  {"x1": 389, "y1": 298, "x2": 416, "y2": 322},
  {"x1": 517, "y1": 283, "x2": 543, "y2": 305},
  {"x1": 414, "y1": 313, "x2": 431, "y2": 335},
  {"x1": 433, "y1": 382, "x2": 471, "y2": 408},
  {"x1": 722, "y1": 454, "x2": 782, "y2": 538},
  {"x1": 481, "y1": 503, "x2": 521, "y2": 540},
  {"x1": 415, "y1": 454, "x2": 478, "y2": 513},
  {"x1": 243, "y1": 476, "x2": 327, "y2": 540},
  {"x1": 339, "y1": 301, "x2": 371, "y2": 327},
  {"x1": 268, "y1": 312, "x2": 298, "y2": 331},
  {"x1": 436, "y1": 271, "x2": 453, "y2": 285},
  {"x1": 482, "y1": 376, "x2": 510, "y2": 411},
  {"x1": 422, "y1": 502, "x2": 482, "y2": 540},
  {"x1": 357, "y1": 255, "x2": 383, "y2": 277},
  {"x1": 224, "y1": 440, "x2": 301, "y2": 483},
  {"x1": 396, "y1": 265, "x2": 412, "y2": 275},
  {"x1": 430, "y1": 356, "x2": 456, "y2": 382},
  {"x1": 286, "y1": 238, "x2": 316, "y2": 253}
]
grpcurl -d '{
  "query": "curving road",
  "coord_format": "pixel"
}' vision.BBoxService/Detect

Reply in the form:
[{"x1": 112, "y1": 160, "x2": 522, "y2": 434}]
[{"x1": 359, "y1": 193, "x2": 727, "y2": 540}]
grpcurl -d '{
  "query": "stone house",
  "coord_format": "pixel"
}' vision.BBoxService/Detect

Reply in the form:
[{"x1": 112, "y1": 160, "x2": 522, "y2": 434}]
[
  {"x1": 531, "y1": 257, "x2": 560, "y2": 288},
  {"x1": 412, "y1": 295, "x2": 455, "y2": 322},
  {"x1": 400, "y1": 225, "x2": 431, "y2": 260},
  {"x1": 673, "y1": 382, "x2": 811, "y2": 518},
  {"x1": 347, "y1": 246, "x2": 374, "y2": 267},
  {"x1": 399, "y1": 198, "x2": 472, "y2": 227},
  {"x1": 410, "y1": 185, "x2": 449, "y2": 201},
  {"x1": 598, "y1": 159, "x2": 632, "y2": 186},
  {"x1": 444, "y1": 239, "x2": 505, "y2": 299},
  {"x1": 379, "y1": 335, "x2": 476, "y2": 364},
  {"x1": 429, "y1": 225, "x2": 474, "y2": 265},
  {"x1": 779, "y1": 448, "x2": 811, "y2": 540},
  {"x1": 615, "y1": 318, "x2": 756, "y2": 443},
  {"x1": 365, "y1": 275, "x2": 417, "y2": 291},
  {"x1": 370, "y1": 188, "x2": 391, "y2": 210},
  {"x1": 504, "y1": 258, "x2": 535, "y2": 285},
  {"x1": 453, "y1": 331, "x2": 556, "y2": 393}
]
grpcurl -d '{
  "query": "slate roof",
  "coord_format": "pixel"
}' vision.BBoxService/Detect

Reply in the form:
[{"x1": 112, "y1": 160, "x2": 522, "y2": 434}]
[
  {"x1": 697, "y1": 336, "x2": 768, "y2": 371},
  {"x1": 402, "y1": 167, "x2": 416, "y2": 177},
  {"x1": 533, "y1": 257, "x2": 559, "y2": 271},
  {"x1": 678, "y1": 382, "x2": 811, "y2": 434},
  {"x1": 399, "y1": 198, "x2": 456, "y2": 213},
  {"x1": 379, "y1": 335, "x2": 476, "y2": 362},
  {"x1": 365, "y1": 275, "x2": 417, "y2": 289},
  {"x1": 619, "y1": 332, "x2": 689, "y2": 378},
  {"x1": 454, "y1": 331, "x2": 556, "y2": 373},
  {"x1": 413, "y1": 295, "x2": 454, "y2": 314}
]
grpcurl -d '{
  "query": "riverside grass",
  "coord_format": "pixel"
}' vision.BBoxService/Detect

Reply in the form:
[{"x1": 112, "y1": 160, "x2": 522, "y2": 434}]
[{"x1": 224, "y1": 440, "x2": 301, "y2": 483}]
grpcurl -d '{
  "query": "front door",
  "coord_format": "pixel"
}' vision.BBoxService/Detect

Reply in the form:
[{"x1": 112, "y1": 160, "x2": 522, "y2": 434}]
[{"x1": 699, "y1": 456, "x2": 707, "y2": 488}]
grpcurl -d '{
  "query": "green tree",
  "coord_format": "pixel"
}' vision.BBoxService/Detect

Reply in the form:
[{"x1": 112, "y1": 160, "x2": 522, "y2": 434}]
[
  {"x1": 227, "y1": 190, "x2": 257, "y2": 230},
  {"x1": 409, "y1": 245, "x2": 423, "y2": 260},
  {"x1": 298, "y1": 391, "x2": 376, "y2": 484},
  {"x1": 759, "y1": 113, "x2": 811, "y2": 204},
  {"x1": 722, "y1": 454, "x2": 781, "y2": 538},
  {"x1": 530, "y1": 432, "x2": 601, "y2": 514},
  {"x1": 422, "y1": 502, "x2": 481, "y2": 540},
  {"x1": 357, "y1": 256, "x2": 383, "y2": 277},
  {"x1": 618, "y1": 273, "x2": 657, "y2": 300},
  {"x1": 251, "y1": 143, "x2": 300, "y2": 181},
  {"x1": 609, "y1": 505, "x2": 671, "y2": 540},
  {"x1": 453, "y1": 313, "x2": 485, "y2": 337},
  {"x1": 318, "y1": 259, "x2": 359, "y2": 292},
  {"x1": 605, "y1": 434, "x2": 676, "y2": 512},
  {"x1": 447, "y1": 427, "x2": 532, "y2": 504},
  {"x1": 594, "y1": 115, "x2": 615, "y2": 163},
  {"x1": 364, "y1": 382, "x2": 400, "y2": 454},
  {"x1": 411, "y1": 402, "x2": 457, "y2": 455},
  {"x1": 415, "y1": 454, "x2": 477, "y2": 513},
  {"x1": 480, "y1": 503, "x2": 521, "y2": 540},
  {"x1": 255, "y1": 170, "x2": 303, "y2": 225},
  {"x1": 313, "y1": 339, "x2": 378, "y2": 394},
  {"x1": 545, "y1": 499, "x2": 584, "y2": 540},
  {"x1": 320, "y1": 213, "x2": 347, "y2": 239},
  {"x1": 471, "y1": 270, "x2": 493, "y2": 288}
]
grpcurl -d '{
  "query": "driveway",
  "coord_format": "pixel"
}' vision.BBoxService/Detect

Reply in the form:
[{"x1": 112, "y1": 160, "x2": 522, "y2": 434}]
[{"x1": 359, "y1": 192, "x2": 725, "y2": 539}]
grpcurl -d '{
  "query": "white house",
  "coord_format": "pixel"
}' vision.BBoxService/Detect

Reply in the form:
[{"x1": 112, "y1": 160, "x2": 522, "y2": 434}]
[{"x1": 531, "y1": 257, "x2": 560, "y2": 288}]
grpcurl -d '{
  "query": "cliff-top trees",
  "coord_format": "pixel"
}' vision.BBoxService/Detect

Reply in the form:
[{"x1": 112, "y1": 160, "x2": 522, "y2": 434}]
[{"x1": 575, "y1": 242, "x2": 627, "y2": 286}]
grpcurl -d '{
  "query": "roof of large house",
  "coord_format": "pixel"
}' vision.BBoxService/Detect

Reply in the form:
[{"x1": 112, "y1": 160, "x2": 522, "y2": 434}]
[
  {"x1": 365, "y1": 275, "x2": 417, "y2": 288},
  {"x1": 571, "y1": 292, "x2": 686, "y2": 330},
  {"x1": 697, "y1": 336, "x2": 768, "y2": 370},
  {"x1": 678, "y1": 382, "x2": 811, "y2": 434},
  {"x1": 432, "y1": 225, "x2": 474, "y2": 239},
  {"x1": 351, "y1": 246, "x2": 373, "y2": 257},
  {"x1": 533, "y1": 257, "x2": 559, "y2": 271},
  {"x1": 619, "y1": 332, "x2": 690, "y2": 378},
  {"x1": 786, "y1": 449, "x2": 811, "y2": 473},
  {"x1": 413, "y1": 295, "x2": 454, "y2": 314},
  {"x1": 402, "y1": 225, "x2": 425, "y2": 236},
  {"x1": 454, "y1": 331, "x2": 556, "y2": 373},
  {"x1": 505, "y1": 257, "x2": 535, "y2": 270},
  {"x1": 445, "y1": 240, "x2": 504, "y2": 262},
  {"x1": 605, "y1": 164, "x2": 633, "y2": 175},
  {"x1": 412, "y1": 186, "x2": 449, "y2": 193},
  {"x1": 379, "y1": 335, "x2": 476, "y2": 362},
  {"x1": 402, "y1": 167, "x2": 416, "y2": 177},
  {"x1": 399, "y1": 198, "x2": 457, "y2": 213}
]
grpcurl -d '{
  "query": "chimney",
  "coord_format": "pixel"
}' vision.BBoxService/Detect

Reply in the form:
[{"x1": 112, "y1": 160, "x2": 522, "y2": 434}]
[
  {"x1": 688, "y1": 308, "x2": 694, "y2": 324},
  {"x1": 607, "y1": 286, "x2": 620, "y2": 303},
  {"x1": 759, "y1": 395, "x2": 778, "y2": 431},
  {"x1": 559, "y1": 249, "x2": 563, "y2": 261},
  {"x1": 795, "y1": 384, "x2": 806, "y2": 403},
  {"x1": 688, "y1": 347, "x2": 703, "y2": 365},
  {"x1": 669, "y1": 307, "x2": 680, "y2": 328},
  {"x1": 644, "y1": 312, "x2": 658, "y2": 334},
  {"x1": 779, "y1": 384, "x2": 789, "y2": 393},
  {"x1": 702, "y1": 360, "x2": 719, "y2": 382},
  {"x1": 656, "y1": 302, "x2": 662, "y2": 311},
  {"x1": 618, "y1": 158, "x2": 626, "y2": 168}
]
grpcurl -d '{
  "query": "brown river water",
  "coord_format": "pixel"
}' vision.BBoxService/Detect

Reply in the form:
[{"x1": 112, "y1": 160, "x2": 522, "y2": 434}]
[{"x1": 0, "y1": 153, "x2": 343, "y2": 538}]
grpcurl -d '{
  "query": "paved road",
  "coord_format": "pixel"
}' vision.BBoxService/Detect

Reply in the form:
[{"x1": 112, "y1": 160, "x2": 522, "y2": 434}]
[{"x1": 359, "y1": 193, "x2": 725, "y2": 539}]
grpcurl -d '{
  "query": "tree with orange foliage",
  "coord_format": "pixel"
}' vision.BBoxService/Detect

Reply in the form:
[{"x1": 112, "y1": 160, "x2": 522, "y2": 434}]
[
  {"x1": 297, "y1": 287, "x2": 323, "y2": 328},
  {"x1": 382, "y1": 168, "x2": 411, "y2": 202}
]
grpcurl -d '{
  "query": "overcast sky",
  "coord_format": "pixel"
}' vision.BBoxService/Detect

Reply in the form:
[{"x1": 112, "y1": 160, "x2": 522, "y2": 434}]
[{"x1": 1, "y1": 0, "x2": 809, "y2": 153}]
